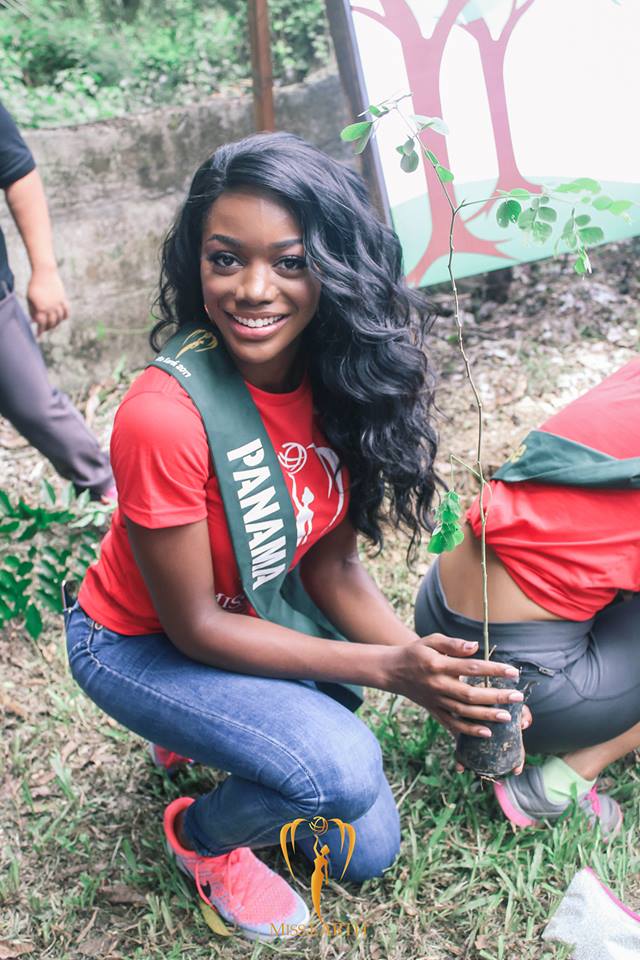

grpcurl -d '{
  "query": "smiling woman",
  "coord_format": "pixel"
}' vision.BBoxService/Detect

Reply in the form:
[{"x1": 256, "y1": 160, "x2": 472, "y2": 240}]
[
  {"x1": 62, "y1": 131, "x2": 524, "y2": 942},
  {"x1": 199, "y1": 189, "x2": 321, "y2": 391}
]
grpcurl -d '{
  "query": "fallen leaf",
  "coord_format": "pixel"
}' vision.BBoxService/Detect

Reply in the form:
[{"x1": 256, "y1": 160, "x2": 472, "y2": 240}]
[
  {"x1": 198, "y1": 901, "x2": 231, "y2": 937},
  {"x1": 0, "y1": 694, "x2": 28, "y2": 720},
  {"x1": 0, "y1": 944, "x2": 35, "y2": 959},
  {"x1": 77, "y1": 936, "x2": 117, "y2": 957},
  {"x1": 100, "y1": 884, "x2": 147, "y2": 905}
]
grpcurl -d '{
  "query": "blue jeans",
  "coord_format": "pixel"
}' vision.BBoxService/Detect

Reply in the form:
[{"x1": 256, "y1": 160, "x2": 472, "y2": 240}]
[{"x1": 64, "y1": 602, "x2": 401, "y2": 882}]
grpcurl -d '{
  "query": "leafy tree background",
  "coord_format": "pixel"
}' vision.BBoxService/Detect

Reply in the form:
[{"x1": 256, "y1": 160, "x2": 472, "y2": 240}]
[{"x1": 0, "y1": 0, "x2": 333, "y2": 127}]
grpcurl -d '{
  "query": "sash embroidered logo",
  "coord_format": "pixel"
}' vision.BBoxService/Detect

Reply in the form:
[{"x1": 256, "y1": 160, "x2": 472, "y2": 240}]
[
  {"x1": 279, "y1": 816, "x2": 357, "y2": 924},
  {"x1": 175, "y1": 328, "x2": 219, "y2": 359},
  {"x1": 507, "y1": 441, "x2": 527, "y2": 464},
  {"x1": 227, "y1": 438, "x2": 287, "y2": 590}
]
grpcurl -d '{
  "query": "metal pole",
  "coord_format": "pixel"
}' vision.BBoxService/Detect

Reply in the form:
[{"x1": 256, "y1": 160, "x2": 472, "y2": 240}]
[{"x1": 248, "y1": 0, "x2": 275, "y2": 131}]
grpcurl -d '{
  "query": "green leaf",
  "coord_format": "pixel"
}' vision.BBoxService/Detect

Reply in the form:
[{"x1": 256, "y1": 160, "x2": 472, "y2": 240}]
[
  {"x1": 0, "y1": 520, "x2": 20, "y2": 535},
  {"x1": 435, "y1": 164, "x2": 454, "y2": 183},
  {"x1": 508, "y1": 188, "x2": 531, "y2": 198},
  {"x1": 532, "y1": 221, "x2": 553, "y2": 243},
  {"x1": 400, "y1": 150, "x2": 420, "y2": 173},
  {"x1": 36, "y1": 590, "x2": 62, "y2": 614},
  {"x1": 609, "y1": 199, "x2": 633, "y2": 215},
  {"x1": 353, "y1": 125, "x2": 373, "y2": 155},
  {"x1": 17, "y1": 561, "x2": 34, "y2": 576},
  {"x1": 69, "y1": 514, "x2": 96, "y2": 529},
  {"x1": 402, "y1": 137, "x2": 415, "y2": 155},
  {"x1": 3, "y1": 555, "x2": 21, "y2": 570},
  {"x1": 439, "y1": 491, "x2": 462, "y2": 518},
  {"x1": 537, "y1": 206, "x2": 557, "y2": 223},
  {"x1": 425, "y1": 149, "x2": 438, "y2": 164},
  {"x1": 40, "y1": 479, "x2": 57, "y2": 506},
  {"x1": 592, "y1": 195, "x2": 613, "y2": 210},
  {"x1": 368, "y1": 104, "x2": 382, "y2": 117},
  {"x1": 340, "y1": 121, "x2": 373, "y2": 142},
  {"x1": 63, "y1": 483, "x2": 75, "y2": 509},
  {"x1": 574, "y1": 214, "x2": 591, "y2": 226},
  {"x1": 24, "y1": 603, "x2": 43, "y2": 640},
  {"x1": 578, "y1": 226, "x2": 605, "y2": 245},
  {"x1": 574, "y1": 252, "x2": 589, "y2": 275},
  {"x1": 517, "y1": 208, "x2": 536, "y2": 229},
  {"x1": 412, "y1": 114, "x2": 449, "y2": 135},
  {"x1": 557, "y1": 177, "x2": 601, "y2": 194},
  {"x1": 0, "y1": 569, "x2": 17, "y2": 590},
  {"x1": 17, "y1": 522, "x2": 39, "y2": 541},
  {"x1": 0, "y1": 489, "x2": 12, "y2": 516},
  {"x1": 496, "y1": 200, "x2": 522, "y2": 227},
  {"x1": 427, "y1": 530, "x2": 446, "y2": 554}
]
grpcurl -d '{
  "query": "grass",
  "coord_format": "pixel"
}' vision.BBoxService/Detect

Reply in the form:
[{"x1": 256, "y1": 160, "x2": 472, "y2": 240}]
[
  {"x1": 2, "y1": 243, "x2": 640, "y2": 957},
  {"x1": 1, "y1": 541, "x2": 638, "y2": 959}
]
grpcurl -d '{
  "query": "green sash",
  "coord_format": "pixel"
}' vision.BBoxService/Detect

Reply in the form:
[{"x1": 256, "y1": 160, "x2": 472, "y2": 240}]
[
  {"x1": 148, "y1": 322, "x2": 363, "y2": 712},
  {"x1": 494, "y1": 429, "x2": 640, "y2": 488}
]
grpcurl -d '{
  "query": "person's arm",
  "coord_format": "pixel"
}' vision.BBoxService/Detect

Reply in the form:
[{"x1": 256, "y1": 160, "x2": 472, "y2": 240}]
[
  {"x1": 125, "y1": 515, "x2": 523, "y2": 739},
  {"x1": 300, "y1": 518, "x2": 417, "y2": 648},
  {"x1": 5, "y1": 168, "x2": 68, "y2": 335}
]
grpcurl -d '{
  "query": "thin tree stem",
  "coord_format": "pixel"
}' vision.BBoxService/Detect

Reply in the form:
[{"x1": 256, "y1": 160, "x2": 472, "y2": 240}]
[{"x1": 397, "y1": 105, "x2": 492, "y2": 667}]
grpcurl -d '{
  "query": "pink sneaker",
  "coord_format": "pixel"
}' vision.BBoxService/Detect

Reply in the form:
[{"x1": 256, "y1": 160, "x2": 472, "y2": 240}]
[
  {"x1": 149, "y1": 743, "x2": 193, "y2": 777},
  {"x1": 163, "y1": 797, "x2": 310, "y2": 941}
]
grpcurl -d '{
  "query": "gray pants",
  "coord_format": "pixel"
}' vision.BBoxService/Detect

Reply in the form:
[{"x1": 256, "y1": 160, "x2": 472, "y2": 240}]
[
  {"x1": 415, "y1": 559, "x2": 640, "y2": 755},
  {"x1": 0, "y1": 288, "x2": 113, "y2": 496}
]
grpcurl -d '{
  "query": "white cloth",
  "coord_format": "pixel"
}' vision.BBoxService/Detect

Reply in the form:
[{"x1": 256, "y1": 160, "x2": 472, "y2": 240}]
[{"x1": 543, "y1": 868, "x2": 640, "y2": 959}]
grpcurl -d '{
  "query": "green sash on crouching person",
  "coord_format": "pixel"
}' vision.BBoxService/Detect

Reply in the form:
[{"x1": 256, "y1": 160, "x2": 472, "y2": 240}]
[
  {"x1": 494, "y1": 429, "x2": 640, "y2": 488},
  {"x1": 148, "y1": 322, "x2": 363, "y2": 713}
]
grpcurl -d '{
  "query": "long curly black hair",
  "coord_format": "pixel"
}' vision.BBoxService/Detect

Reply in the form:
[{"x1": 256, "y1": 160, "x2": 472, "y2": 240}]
[{"x1": 152, "y1": 131, "x2": 439, "y2": 558}]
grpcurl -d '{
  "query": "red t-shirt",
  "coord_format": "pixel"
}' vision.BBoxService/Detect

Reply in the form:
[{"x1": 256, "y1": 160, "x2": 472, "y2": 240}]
[
  {"x1": 467, "y1": 359, "x2": 640, "y2": 620},
  {"x1": 79, "y1": 367, "x2": 349, "y2": 634}
]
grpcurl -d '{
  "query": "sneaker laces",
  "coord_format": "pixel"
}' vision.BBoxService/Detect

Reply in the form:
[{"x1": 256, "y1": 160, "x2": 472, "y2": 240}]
[{"x1": 194, "y1": 847, "x2": 251, "y2": 911}]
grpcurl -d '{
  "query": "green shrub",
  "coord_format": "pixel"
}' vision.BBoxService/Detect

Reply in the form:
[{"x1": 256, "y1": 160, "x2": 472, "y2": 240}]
[
  {"x1": 0, "y1": 0, "x2": 332, "y2": 127},
  {"x1": 0, "y1": 480, "x2": 114, "y2": 639}
]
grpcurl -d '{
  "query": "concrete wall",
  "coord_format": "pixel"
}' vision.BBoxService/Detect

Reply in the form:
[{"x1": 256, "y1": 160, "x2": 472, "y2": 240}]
[{"x1": 4, "y1": 67, "x2": 354, "y2": 390}]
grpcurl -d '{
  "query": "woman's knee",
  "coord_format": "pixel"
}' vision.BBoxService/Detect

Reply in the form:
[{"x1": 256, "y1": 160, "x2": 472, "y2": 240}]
[
  {"x1": 341, "y1": 817, "x2": 401, "y2": 883},
  {"x1": 290, "y1": 719, "x2": 384, "y2": 823}
]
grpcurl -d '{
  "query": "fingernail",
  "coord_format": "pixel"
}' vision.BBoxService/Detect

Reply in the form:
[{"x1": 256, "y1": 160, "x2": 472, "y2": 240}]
[
  {"x1": 509, "y1": 691, "x2": 524, "y2": 702},
  {"x1": 478, "y1": 728, "x2": 492, "y2": 738},
  {"x1": 496, "y1": 711, "x2": 511, "y2": 721},
  {"x1": 505, "y1": 667, "x2": 520, "y2": 678},
  {"x1": 463, "y1": 641, "x2": 478, "y2": 651}
]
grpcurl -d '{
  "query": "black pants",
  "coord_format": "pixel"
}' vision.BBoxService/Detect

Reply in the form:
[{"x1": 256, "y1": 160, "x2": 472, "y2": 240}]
[
  {"x1": 0, "y1": 288, "x2": 113, "y2": 495},
  {"x1": 415, "y1": 560, "x2": 640, "y2": 755}
]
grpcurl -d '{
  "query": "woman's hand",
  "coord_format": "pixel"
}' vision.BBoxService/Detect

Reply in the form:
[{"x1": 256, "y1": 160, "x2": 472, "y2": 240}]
[{"x1": 384, "y1": 633, "x2": 525, "y2": 738}]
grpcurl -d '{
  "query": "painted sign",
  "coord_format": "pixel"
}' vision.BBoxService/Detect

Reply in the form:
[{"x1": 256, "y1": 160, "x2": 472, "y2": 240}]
[{"x1": 329, "y1": 0, "x2": 640, "y2": 285}]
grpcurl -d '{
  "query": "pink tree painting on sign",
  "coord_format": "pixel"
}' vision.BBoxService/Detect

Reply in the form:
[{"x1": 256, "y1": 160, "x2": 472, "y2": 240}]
[{"x1": 348, "y1": 0, "x2": 639, "y2": 286}]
